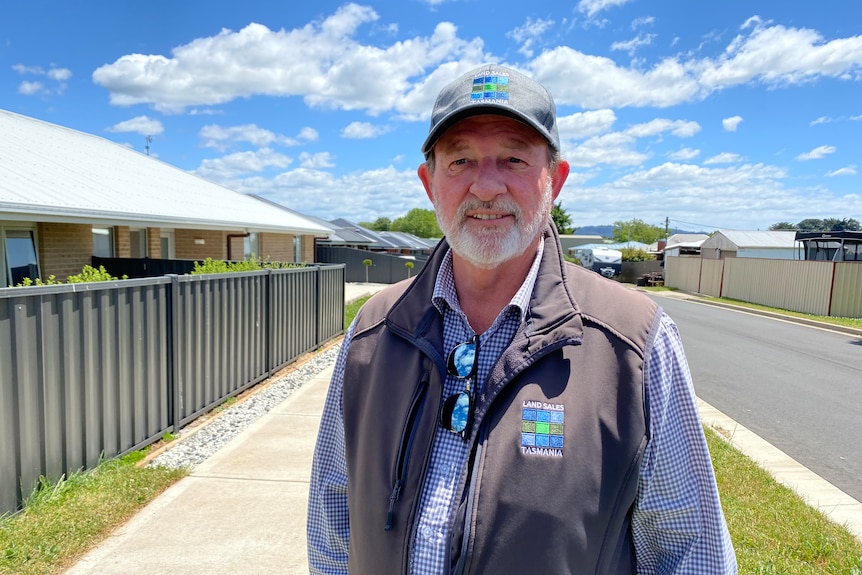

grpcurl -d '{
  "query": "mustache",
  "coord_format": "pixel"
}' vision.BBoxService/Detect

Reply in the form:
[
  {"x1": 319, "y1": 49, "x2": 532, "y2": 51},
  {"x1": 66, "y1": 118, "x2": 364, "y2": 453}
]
[{"x1": 456, "y1": 199, "x2": 522, "y2": 221}]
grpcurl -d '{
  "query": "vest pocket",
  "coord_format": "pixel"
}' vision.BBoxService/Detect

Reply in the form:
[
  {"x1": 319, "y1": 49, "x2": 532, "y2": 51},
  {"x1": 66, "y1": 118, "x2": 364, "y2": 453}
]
[{"x1": 385, "y1": 374, "x2": 429, "y2": 530}]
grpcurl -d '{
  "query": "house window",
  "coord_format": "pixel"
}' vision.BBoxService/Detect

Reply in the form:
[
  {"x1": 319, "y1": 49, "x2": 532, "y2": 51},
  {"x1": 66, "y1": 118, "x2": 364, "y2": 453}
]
[
  {"x1": 93, "y1": 227, "x2": 114, "y2": 257},
  {"x1": 244, "y1": 232, "x2": 259, "y2": 260},
  {"x1": 293, "y1": 236, "x2": 302, "y2": 263},
  {"x1": 160, "y1": 230, "x2": 175, "y2": 259},
  {"x1": 2, "y1": 227, "x2": 40, "y2": 287},
  {"x1": 130, "y1": 229, "x2": 147, "y2": 258}
]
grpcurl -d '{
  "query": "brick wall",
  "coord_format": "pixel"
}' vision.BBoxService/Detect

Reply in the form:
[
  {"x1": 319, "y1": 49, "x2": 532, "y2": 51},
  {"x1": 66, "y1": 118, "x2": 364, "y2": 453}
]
[
  {"x1": 301, "y1": 235, "x2": 315, "y2": 263},
  {"x1": 260, "y1": 233, "x2": 294, "y2": 262},
  {"x1": 115, "y1": 226, "x2": 130, "y2": 257},
  {"x1": 174, "y1": 229, "x2": 228, "y2": 260},
  {"x1": 37, "y1": 223, "x2": 92, "y2": 281},
  {"x1": 147, "y1": 227, "x2": 161, "y2": 258}
]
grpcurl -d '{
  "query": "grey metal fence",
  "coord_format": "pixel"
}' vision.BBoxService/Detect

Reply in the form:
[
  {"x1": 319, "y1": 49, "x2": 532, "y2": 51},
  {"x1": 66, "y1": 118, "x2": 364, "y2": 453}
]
[
  {"x1": 316, "y1": 246, "x2": 430, "y2": 284},
  {"x1": 0, "y1": 264, "x2": 344, "y2": 515}
]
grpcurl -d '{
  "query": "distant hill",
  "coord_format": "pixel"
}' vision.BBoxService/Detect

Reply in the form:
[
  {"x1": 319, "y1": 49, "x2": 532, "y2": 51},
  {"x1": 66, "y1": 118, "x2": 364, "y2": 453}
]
[{"x1": 572, "y1": 225, "x2": 705, "y2": 239}]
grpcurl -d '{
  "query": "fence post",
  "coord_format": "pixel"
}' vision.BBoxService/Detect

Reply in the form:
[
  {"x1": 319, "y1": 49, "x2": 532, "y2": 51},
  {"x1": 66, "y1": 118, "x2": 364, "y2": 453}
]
[
  {"x1": 315, "y1": 266, "x2": 322, "y2": 346},
  {"x1": 168, "y1": 275, "x2": 180, "y2": 432},
  {"x1": 266, "y1": 268, "x2": 274, "y2": 377}
]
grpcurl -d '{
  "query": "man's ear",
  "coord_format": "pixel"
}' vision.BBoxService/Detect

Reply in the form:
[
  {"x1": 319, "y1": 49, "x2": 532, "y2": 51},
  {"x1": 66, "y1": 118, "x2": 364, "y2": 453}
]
[
  {"x1": 550, "y1": 160, "x2": 570, "y2": 201},
  {"x1": 418, "y1": 162, "x2": 434, "y2": 203}
]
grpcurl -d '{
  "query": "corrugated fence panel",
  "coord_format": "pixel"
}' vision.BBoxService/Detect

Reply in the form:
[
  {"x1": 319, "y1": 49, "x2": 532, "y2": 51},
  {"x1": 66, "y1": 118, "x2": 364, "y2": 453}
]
[
  {"x1": 318, "y1": 265, "x2": 346, "y2": 342},
  {"x1": 665, "y1": 257, "x2": 701, "y2": 292},
  {"x1": 0, "y1": 279, "x2": 172, "y2": 511},
  {"x1": 831, "y1": 263, "x2": 862, "y2": 318},
  {"x1": 175, "y1": 272, "x2": 269, "y2": 426},
  {"x1": 699, "y1": 259, "x2": 724, "y2": 297},
  {"x1": 1, "y1": 267, "x2": 342, "y2": 515},
  {"x1": 271, "y1": 268, "x2": 318, "y2": 368},
  {"x1": 722, "y1": 259, "x2": 832, "y2": 316}
]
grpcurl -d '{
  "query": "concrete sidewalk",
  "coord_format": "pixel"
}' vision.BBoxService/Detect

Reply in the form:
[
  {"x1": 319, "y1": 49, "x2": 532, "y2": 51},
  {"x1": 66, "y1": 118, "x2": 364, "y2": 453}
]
[
  {"x1": 65, "y1": 362, "x2": 333, "y2": 575},
  {"x1": 64, "y1": 282, "x2": 389, "y2": 575}
]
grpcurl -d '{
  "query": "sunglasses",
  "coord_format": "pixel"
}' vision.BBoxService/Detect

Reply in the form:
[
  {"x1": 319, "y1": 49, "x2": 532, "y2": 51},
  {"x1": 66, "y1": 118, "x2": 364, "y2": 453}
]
[{"x1": 440, "y1": 335, "x2": 479, "y2": 439}]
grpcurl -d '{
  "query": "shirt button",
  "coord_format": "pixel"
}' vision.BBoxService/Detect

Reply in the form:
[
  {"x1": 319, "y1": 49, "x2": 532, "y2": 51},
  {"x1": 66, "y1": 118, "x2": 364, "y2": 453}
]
[{"x1": 421, "y1": 525, "x2": 433, "y2": 539}]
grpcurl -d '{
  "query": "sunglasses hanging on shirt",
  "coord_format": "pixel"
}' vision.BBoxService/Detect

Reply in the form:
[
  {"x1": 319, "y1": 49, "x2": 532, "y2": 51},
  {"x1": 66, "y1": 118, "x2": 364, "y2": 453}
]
[{"x1": 440, "y1": 335, "x2": 479, "y2": 439}]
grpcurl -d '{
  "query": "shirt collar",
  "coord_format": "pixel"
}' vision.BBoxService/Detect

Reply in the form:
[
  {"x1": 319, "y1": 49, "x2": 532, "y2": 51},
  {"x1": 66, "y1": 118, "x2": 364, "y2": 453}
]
[{"x1": 432, "y1": 241, "x2": 544, "y2": 327}]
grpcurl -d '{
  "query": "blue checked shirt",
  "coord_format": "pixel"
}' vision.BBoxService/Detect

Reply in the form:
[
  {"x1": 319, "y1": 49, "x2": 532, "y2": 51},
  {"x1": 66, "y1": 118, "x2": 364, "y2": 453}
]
[{"x1": 308, "y1": 245, "x2": 737, "y2": 574}]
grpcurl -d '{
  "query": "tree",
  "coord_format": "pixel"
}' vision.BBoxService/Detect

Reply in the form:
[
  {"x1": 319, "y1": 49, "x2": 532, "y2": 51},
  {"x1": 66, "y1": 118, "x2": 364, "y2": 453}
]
[
  {"x1": 795, "y1": 218, "x2": 861, "y2": 232},
  {"x1": 358, "y1": 217, "x2": 392, "y2": 231},
  {"x1": 551, "y1": 201, "x2": 575, "y2": 234},
  {"x1": 612, "y1": 219, "x2": 665, "y2": 244},
  {"x1": 362, "y1": 259, "x2": 372, "y2": 283},
  {"x1": 769, "y1": 222, "x2": 797, "y2": 231},
  {"x1": 391, "y1": 208, "x2": 442, "y2": 238}
]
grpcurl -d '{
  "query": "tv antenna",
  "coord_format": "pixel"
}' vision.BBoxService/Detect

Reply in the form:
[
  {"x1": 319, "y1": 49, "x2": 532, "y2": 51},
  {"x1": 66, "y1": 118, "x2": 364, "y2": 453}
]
[{"x1": 145, "y1": 135, "x2": 153, "y2": 156}]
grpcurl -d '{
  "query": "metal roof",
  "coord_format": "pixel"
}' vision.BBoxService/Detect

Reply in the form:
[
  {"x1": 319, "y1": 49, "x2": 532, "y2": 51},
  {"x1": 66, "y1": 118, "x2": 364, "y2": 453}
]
[
  {"x1": 0, "y1": 109, "x2": 331, "y2": 236},
  {"x1": 701, "y1": 230, "x2": 797, "y2": 250}
]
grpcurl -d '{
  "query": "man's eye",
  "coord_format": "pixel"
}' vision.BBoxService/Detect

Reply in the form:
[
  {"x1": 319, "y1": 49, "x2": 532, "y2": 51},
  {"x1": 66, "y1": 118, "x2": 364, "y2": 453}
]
[
  {"x1": 452, "y1": 158, "x2": 467, "y2": 165},
  {"x1": 508, "y1": 157, "x2": 524, "y2": 164}
]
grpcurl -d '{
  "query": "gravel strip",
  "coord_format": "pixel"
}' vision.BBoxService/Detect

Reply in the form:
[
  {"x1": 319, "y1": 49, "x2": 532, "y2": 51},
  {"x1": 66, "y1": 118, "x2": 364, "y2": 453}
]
[{"x1": 150, "y1": 344, "x2": 340, "y2": 470}]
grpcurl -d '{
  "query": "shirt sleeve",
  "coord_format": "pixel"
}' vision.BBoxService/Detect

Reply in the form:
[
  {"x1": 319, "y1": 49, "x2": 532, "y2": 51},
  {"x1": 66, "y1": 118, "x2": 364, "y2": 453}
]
[
  {"x1": 306, "y1": 321, "x2": 355, "y2": 574},
  {"x1": 632, "y1": 312, "x2": 738, "y2": 574}
]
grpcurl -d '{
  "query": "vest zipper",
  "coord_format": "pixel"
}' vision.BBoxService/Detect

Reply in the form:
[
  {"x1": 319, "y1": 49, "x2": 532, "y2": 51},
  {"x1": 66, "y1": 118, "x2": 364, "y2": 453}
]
[{"x1": 385, "y1": 372, "x2": 429, "y2": 531}]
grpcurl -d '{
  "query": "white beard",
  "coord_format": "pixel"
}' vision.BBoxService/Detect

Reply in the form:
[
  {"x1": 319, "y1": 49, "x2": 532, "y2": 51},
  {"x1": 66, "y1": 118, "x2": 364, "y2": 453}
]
[{"x1": 433, "y1": 177, "x2": 554, "y2": 269}]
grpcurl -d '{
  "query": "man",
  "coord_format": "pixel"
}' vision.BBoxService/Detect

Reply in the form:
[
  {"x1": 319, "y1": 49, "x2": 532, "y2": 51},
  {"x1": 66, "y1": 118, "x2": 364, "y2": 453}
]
[{"x1": 307, "y1": 64, "x2": 737, "y2": 574}]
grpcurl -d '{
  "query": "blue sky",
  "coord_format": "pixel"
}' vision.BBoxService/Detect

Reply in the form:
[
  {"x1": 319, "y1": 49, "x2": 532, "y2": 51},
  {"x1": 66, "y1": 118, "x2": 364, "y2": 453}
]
[{"x1": 2, "y1": 0, "x2": 860, "y2": 231}]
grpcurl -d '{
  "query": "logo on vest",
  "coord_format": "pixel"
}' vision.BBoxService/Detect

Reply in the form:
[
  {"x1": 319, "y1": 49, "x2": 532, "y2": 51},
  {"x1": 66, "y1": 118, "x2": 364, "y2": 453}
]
[{"x1": 520, "y1": 400, "x2": 564, "y2": 458}]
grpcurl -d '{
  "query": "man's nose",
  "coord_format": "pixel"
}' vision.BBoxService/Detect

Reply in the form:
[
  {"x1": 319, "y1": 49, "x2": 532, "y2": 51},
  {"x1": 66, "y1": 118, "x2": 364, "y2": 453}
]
[{"x1": 468, "y1": 158, "x2": 506, "y2": 201}]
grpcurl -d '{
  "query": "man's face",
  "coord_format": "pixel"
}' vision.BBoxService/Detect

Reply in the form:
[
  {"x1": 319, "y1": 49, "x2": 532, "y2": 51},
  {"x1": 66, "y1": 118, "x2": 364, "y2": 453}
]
[{"x1": 418, "y1": 115, "x2": 569, "y2": 269}]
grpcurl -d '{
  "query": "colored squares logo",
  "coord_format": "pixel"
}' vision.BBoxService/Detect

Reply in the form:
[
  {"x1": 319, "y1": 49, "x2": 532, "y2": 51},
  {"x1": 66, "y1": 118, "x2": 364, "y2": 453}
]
[
  {"x1": 521, "y1": 406, "x2": 564, "y2": 450},
  {"x1": 471, "y1": 75, "x2": 510, "y2": 101}
]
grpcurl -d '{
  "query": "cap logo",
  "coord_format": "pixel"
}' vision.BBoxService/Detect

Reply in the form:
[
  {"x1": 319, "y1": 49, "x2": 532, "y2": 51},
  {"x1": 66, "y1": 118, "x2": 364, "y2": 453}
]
[{"x1": 470, "y1": 71, "x2": 510, "y2": 104}]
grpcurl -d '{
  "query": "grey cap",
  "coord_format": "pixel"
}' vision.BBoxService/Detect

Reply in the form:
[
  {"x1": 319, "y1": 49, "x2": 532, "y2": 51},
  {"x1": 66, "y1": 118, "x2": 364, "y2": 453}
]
[{"x1": 421, "y1": 64, "x2": 560, "y2": 156}]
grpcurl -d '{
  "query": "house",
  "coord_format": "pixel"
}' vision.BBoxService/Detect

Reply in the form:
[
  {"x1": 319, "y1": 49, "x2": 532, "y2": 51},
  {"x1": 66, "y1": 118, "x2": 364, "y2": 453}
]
[
  {"x1": 662, "y1": 234, "x2": 709, "y2": 258},
  {"x1": 699, "y1": 230, "x2": 798, "y2": 260},
  {"x1": 318, "y1": 218, "x2": 437, "y2": 256},
  {"x1": 0, "y1": 109, "x2": 332, "y2": 287}
]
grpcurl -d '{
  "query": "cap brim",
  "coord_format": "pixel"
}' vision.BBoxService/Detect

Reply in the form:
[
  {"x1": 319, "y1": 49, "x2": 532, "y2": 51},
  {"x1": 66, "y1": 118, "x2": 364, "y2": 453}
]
[{"x1": 421, "y1": 104, "x2": 554, "y2": 156}]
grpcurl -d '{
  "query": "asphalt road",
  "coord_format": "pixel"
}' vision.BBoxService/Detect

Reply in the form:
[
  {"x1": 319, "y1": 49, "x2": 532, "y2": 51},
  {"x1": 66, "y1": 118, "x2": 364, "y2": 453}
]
[{"x1": 647, "y1": 294, "x2": 862, "y2": 502}]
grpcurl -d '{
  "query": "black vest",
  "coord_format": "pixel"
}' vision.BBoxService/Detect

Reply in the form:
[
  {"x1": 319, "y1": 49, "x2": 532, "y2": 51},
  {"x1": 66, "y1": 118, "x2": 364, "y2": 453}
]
[{"x1": 343, "y1": 226, "x2": 661, "y2": 574}]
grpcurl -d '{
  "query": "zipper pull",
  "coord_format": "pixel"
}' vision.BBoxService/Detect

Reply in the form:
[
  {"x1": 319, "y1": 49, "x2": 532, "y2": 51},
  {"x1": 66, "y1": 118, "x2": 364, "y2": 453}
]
[{"x1": 384, "y1": 479, "x2": 403, "y2": 531}]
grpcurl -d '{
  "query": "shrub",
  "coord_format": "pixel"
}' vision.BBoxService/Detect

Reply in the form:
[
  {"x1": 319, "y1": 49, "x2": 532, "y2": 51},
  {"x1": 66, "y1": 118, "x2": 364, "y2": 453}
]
[
  {"x1": 620, "y1": 248, "x2": 654, "y2": 262},
  {"x1": 190, "y1": 257, "x2": 303, "y2": 275},
  {"x1": 16, "y1": 265, "x2": 125, "y2": 286}
]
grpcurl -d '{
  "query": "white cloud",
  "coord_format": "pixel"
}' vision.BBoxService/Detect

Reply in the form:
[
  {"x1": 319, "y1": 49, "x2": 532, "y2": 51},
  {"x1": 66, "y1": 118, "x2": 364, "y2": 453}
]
[
  {"x1": 106, "y1": 115, "x2": 164, "y2": 136},
  {"x1": 557, "y1": 109, "x2": 617, "y2": 140},
  {"x1": 577, "y1": 0, "x2": 633, "y2": 19},
  {"x1": 13, "y1": 64, "x2": 71, "y2": 96},
  {"x1": 531, "y1": 20, "x2": 862, "y2": 109},
  {"x1": 508, "y1": 17, "x2": 555, "y2": 57},
  {"x1": 667, "y1": 147, "x2": 700, "y2": 161},
  {"x1": 18, "y1": 81, "x2": 43, "y2": 95},
  {"x1": 341, "y1": 121, "x2": 389, "y2": 139},
  {"x1": 810, "y1": 116, "x2": 832, "y2": 126},
  {"x1": 562, "y1": 117, "x2": 699, "y2": 168},
  {"x1": 632, "y1": 16, "x2": 655, "y2": 30},
  {"x1": 299, "y1": 152, "x2": 336, "y2": 169},
  {"x1": 92, "y1": 5, "x2": 487, "y2": 114},
  {"x1": 611, "y1": 34, "x2": 656, "y2": 56},
  {"x1": 796, "y1": 145, "x2": 836, "y2": 160},
  {"x1": 850, "y1": 115, "x2": 862, "y2": 121},
  {"x1": 199, "y1": 124, "x2": 313, "y2": 151},
  {"x1": 826, "y1": 166, "x2": 857, "y2": 177},
  {"x1": 704, "y1": 152, "x2": 743, "y2": 164},
  {"x1": 193, "y1": 148, "x2": 293, "y2": 180},
  {"x1": 212, "y1": 165, "x2": 430, "y2": 224},
  {"x1": 722, "y1": 116, "x2": 743, "y2": 131}
]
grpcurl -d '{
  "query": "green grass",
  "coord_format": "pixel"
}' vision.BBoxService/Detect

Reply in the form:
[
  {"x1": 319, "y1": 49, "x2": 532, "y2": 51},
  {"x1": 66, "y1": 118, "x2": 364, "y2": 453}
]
[
  {"x1": 345, "y1": 294, "x2": 372, "y2": 326},
  {"x1": 0, "y1": 454, "x2": 186, "y2": 575},
  {"x1": 707, "y1": 428, "x2": 862, "y2": 573},
  {"x1": 704, "y1": 296, "x2": 862, "y2": 331}
]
